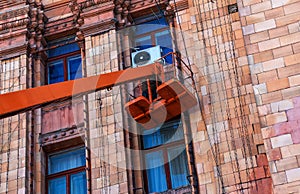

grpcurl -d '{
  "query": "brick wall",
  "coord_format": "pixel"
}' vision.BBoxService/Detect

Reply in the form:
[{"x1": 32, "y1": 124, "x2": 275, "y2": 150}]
[
  {"x1": 0, "y1": 56, "x2": 27, "y2": 194},
  {"x1": 85, "y1": 31, "x2": 128, "y2": 193},
  {"x1": 174, "y1": 0, "x2": 273, "y2": 192},
  {"x1": 238, "y1": 0, "x2": 300, "y2": 192}
]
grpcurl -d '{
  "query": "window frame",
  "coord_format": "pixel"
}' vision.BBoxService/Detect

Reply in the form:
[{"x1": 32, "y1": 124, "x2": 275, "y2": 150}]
[
  {"x1": 47, "y1": 50, "x2": 81, "y2": 84},
  {"x1": 46, "y1": 146, "x2": 87, "y2": 194},
  {"x1": 135, "y1": 27, "x2": 170, "y2": 47},
  {"x1": 141, "y1": 120, "x2": 189, "y2": 193}
]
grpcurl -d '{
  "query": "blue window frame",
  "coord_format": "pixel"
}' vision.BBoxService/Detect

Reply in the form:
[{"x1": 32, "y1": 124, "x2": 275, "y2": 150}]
[
  {"x1": 47, "y1": 38, "x2": 82, "y2": 84},
  {"x1": 47, "y1": 147, "x2": 87, "y2": 194},
  {"x1": 142, "y1": 119, "x2": 189, "y2": 193}
]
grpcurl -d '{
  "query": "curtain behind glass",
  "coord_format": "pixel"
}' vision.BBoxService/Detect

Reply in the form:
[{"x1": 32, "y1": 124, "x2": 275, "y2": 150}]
[
  {"x1": 70, "y1": 171, "x2": 87, "y2": 194},
  {"x1": 48, "y1": 177, "x2": 66, "y2": 194},
  {"x1": 143, "y1": 120, "x2": 183, "y2": 149},
  {"x1": 167, "y1": 145, "x2": 189, "y2": 188},
  {"x1": 145, "y1": 151, "x2": 167, "y2": 193},
  {"x1": 48, "y1": 147, "x2": 85, "y2": 174}
]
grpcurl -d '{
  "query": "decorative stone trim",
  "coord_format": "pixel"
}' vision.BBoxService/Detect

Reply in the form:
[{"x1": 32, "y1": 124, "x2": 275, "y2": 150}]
[
  {"x1": 39, "y1": 124, "x2": 85, "y2": 146},
  {"x1": 0, "y1": 5, "x2": 29, "y2": 21}
]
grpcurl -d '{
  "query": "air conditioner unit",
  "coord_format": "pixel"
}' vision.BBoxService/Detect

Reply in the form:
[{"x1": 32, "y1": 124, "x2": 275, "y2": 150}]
[{"x1": 131, "y1": 45, "x2": 162, "y2": 67}]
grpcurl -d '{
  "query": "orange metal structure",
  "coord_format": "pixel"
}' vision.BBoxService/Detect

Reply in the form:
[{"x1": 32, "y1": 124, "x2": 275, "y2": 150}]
[
  {"x1": 125, "y1": 79, "x2": 197, "y2": 129},
  {"x1": 0, "y1": 63, "x2": 164, "y2": 119},
  {"x1": 0, "y1": 61, "x2": 197, "y2": 130}
]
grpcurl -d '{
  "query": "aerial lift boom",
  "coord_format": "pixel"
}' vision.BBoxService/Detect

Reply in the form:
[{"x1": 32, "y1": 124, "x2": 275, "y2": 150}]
[{"x1": 0, "y1": 63, "x2": 164, "y2": 119}]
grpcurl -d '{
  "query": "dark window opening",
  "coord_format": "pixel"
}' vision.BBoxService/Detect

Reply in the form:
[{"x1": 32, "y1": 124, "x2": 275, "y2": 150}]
[
  {"x1": 228, "y1": 3, "x2": 238, "y2": 14},
  {"x1": 46, "y1": 147, "x2": 87, "y2": 194}
]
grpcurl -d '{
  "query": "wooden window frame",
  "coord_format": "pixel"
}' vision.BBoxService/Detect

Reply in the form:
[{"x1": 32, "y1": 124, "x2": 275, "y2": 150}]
[
  {"x1": 47, "y1": 50, "x2": 81, "y2": 84},
  {"x1": 135, "y1": 27, "x2": 170, "y2": 47},
  {"x1": 45, "y1": 146, "x2": 87, "y2": 194},
  {"x1": 142, "y1": 139, "x2": 186, "y2": 192}
]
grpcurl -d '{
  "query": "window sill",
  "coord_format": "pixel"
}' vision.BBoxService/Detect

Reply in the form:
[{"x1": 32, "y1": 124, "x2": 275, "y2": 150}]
[{"x1": 150, "y1": 185, "x2": 191, "y2": 194}]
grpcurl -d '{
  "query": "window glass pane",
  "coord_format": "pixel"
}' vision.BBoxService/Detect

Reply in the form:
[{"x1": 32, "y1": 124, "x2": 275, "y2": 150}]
[
  {"x1": 71, "y1": 171, "x2": 87, "y2": 194},
  {"x1": 68, "y1": 55, "x2": 82, "y2": 80},
  {"x1": 135, "y1": 17, "x2": 168, "y2": 35},
  {"x1": 48, "y1": 42, "x2": 80, "y2": 58},
  {"x1": 135, "y1": 36, "x2": 152, "y2": 50},
  {"x1": 48, "y1": 176, "x2": 66, "y2": 194},
  {"x1": 48, "y1": 147, "x2": 85, "y2": 174},
  {"x1": 143, "y1": 119, "x2": 183, "y2": 149},
  {"x1": 167, "y1": 145, "x2": 189, "y2": 189},
  {"x1": 145, "y1": 151, "x2": 167, "y2": 193},
  {"x1": 155, "y1": 30, "x2": 173, "y2": 64},
  {"x1": 48, "y1": 60, "x2": 64, "y2": 84}
]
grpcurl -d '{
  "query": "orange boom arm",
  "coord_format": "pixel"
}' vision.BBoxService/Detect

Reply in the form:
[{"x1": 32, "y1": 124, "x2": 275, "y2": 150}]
[{"x1": 0, "y1": 63, "x2": 163, "y2": 119}]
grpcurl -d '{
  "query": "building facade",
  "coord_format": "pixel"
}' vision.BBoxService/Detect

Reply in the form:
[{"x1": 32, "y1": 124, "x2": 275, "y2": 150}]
[{"x1": 0, "y1": 0, "x2": 300, "y2": 193}]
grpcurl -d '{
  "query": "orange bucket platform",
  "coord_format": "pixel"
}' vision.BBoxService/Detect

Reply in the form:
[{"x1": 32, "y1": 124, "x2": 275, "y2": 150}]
[{"x1": 125, "y1": 79, "x2": 197, "y2": 129}]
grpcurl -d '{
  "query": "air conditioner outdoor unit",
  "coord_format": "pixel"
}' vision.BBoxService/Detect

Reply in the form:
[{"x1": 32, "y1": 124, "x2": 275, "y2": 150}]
[{"x1": 131, "y1": 45, "x2": 162, "y2": 67}]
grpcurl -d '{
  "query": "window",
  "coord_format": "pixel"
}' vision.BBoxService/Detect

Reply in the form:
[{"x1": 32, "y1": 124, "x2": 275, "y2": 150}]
[
  {"x1": 47, "y1": 37, "x2": 82, "y2": 84},
  {"x1": 47, "y1": 147, "x2": 87, "y2": 194},
  {"x1": 133, "y1": 17, "x2": 173, "y2": 64},
  {"x1": 142, "y1": 119, "x2": 189, "y2": 193}
]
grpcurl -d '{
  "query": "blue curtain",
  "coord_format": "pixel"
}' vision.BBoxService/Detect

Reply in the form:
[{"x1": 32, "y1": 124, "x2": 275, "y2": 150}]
[
  {"x1": 48, "y1": 177, "x2": 66, "y2": 194},
  {"x1": 145, "y1": 151, "x2": 167, "y2": 193},
  {"x1": 68, "y1": 55, "x2": 82, "y2": 80},
  {"x1": 48, "y1": 60, "x2": 64, "y2": 84},
  {"x1": 167, "y1": 145, "x2": 189, "y2": 188},
  {"x1": 143, "y1": 120, "x2": 183, "y2": 149},
  {"x1": 70, "y1": 171, "x2": 87, "y2": 194},
  {"x1": 48, "y1": 147, "x2": 85, "y2": 174}
]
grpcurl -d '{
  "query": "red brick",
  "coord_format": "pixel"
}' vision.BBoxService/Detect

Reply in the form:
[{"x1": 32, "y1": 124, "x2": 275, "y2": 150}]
[
  {"x1": 289, "y1": 75, "x2": 300, "y2": 86},
  {"x1": 276, "y1": 12, "x2": 299, "y2": 27},
  {"x1": 269, "y1": 26, "x2": 289, "y2": 39},
  {"x1": 265, "y1": 7, "x2": 284, "y2": 20},
  {"x1": 249, "y1": 31, "x2": 269, "y2": 43},
  {"x1": 266, "y1": 78, "x2": 290, "y2": 92},
  {"x1": 257, "y1": 70, "x2": 278, "y2": 84},
  {"x1": 284, "y1": 1, "x2": 300, "y2": 15},
  {"x1": 273, "y1": 121, "x2": 296, "y2": 137},
  {"x1": 287, "y1": 107, "x2": 300, "y2": 121},
  {"x1": 266, "y1": 112, "x2": 287, "y2": 126},
  {"x1": 257, "y1": 154, "x2": 269, "y2": 167},
  {"x1": 267, "y1": 148, "x2": 282, "y2": 161},
  {"x1": 258, "y1": 38, "x2": 281, "y2": 52},
  {"x1": 262, "y1": 91, "x2": 283, "y2": 104},
  {"x1": 273, "y1": 45, "x2": 293, "y2": 58},
  {"x1": 282, "y1": 86, "x2": 300, "y2": 99},
  {"x1": 246, "y1": 12, "x2": 265, "y2": 25},
  {"x1": 284, "y1": 53, "x2": 300, "y2": 66},
  {"x1": 278, "y1": 64, "x2": 300, "y2": 78},
  {"x1": 276, "y1": 157, "x2": 298, "y2": 172},
  {"x1": 253, "y1": 50, "x2": 274, "y2": 63},
  {"x1": 279, "y1": 31, "x2": 300, "y2": 46},
  {"x1": 292, "y1": 42, "x2": 300, "y2": 53},
  {"x1": 292, "y1": 96, "x2": 300, "y2": 107},
  {"x1": 291, "y1": 128, "x2": 300, "y2": 143}
]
